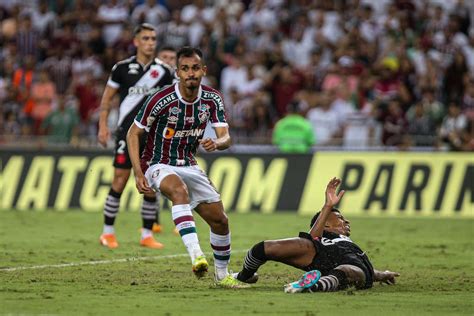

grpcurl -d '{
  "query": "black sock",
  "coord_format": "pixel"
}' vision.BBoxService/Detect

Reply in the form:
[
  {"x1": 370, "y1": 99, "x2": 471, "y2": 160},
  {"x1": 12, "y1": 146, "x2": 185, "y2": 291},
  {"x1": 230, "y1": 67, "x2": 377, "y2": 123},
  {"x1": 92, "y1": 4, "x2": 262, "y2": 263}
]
[
  {"x1": 311, "y1": 269, "x2": 348, "y2": 292},
  {"x1": 104, "y1": 189, "x2": 121, "y2": 226},
  {"x1": 141, "y1": 195, "x2": 156, "y2": 230},
  {"x1": 237, "y1": 241, "x2": 267, "y2": 281}
]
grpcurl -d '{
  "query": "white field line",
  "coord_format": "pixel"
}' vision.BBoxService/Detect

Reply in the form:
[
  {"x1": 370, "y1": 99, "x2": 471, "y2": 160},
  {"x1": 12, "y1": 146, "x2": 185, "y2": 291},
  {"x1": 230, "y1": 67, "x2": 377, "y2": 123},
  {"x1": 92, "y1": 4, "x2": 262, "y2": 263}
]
[{"x1": 0, "y1": 250, "x2": 246, "y2": 272}]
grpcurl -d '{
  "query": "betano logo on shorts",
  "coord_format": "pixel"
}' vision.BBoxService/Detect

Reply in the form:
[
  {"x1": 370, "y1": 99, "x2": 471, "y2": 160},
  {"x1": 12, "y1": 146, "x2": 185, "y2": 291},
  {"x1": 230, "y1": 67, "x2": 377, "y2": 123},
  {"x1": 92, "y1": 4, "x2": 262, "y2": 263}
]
[{"x1": 162, "y1": 128, "x2": 204, "y2": 139}]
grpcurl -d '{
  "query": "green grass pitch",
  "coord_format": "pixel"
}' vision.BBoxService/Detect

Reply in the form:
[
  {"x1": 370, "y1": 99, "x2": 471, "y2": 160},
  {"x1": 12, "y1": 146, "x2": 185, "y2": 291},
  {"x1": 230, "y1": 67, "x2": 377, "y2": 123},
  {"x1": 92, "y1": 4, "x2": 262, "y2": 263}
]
[{"x1": 0, "y1": 210, "x2": 473, "y2": 315}]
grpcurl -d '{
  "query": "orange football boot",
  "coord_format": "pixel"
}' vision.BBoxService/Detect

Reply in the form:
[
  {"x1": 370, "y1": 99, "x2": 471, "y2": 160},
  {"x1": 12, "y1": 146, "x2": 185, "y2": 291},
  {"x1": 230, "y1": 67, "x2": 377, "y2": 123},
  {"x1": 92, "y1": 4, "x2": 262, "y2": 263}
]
[
  {"x1": 140, "y1": 236, "x2": 164, "y2": 249},
  {"x1": 99, "y1": 234, "x2": 118, "y2": 249}
]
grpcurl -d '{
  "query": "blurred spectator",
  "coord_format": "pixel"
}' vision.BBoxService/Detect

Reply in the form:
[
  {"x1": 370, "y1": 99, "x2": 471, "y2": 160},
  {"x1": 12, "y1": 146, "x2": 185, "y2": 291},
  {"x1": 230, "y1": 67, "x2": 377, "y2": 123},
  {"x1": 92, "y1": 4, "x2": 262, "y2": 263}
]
[
  {"x1": 379, "y1": 98, "x2": 409, "y2": 147},
  {"x1": 40, "y1": 95, "x2": 79, "y2": 145},
  {"x1": 272, "y1": 101, "x2": 314, "y2": 153},
  {"x1": 439, "y1": 101, "x2": 468, "y2": 150},
  {"x1": 97, "y1": 0, "x2": 128, "y2": 47},
  {"x1": 31, "y1": 69, "x2": 57, "y2": 132},
  {"x1": 306, "y1": 92, "x2": 340, "y2": 146},
  {"x1": 0, "y1": 0, "x2": 471, "y2": 151},
  {"x1": 406, "y1": 103, "x2": 437, "y2": 146},
  {"x1": 131, "y1": 0, "x2": 169, "y2": 27}
]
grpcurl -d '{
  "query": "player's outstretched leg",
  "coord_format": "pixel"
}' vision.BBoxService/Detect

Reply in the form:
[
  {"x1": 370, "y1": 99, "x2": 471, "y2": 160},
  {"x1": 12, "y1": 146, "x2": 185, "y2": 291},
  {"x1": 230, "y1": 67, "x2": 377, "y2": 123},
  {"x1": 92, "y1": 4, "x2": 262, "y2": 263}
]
[
  {"x1": 172, "y1": 204, "x2": 207, "y2": 278},
  {"x1": 99, "y1": 189, "x2": 121, "y2": 249},
  {"x1": 139, "y1": 195, "x2": 164, "y2": 249},
  {"x1": 234, "y1": 241, "x2": 266, "y2": 283},
  {"x1": 284, "y1": 270, "x2": 321, "y2": 293}
]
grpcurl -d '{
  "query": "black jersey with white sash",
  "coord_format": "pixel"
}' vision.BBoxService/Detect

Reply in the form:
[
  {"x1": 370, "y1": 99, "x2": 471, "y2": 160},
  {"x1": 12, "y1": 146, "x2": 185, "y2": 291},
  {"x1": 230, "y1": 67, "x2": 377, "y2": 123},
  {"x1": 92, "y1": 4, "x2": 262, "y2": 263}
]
[{"x1": 107, "y1": 56, "x2": 174, "y2": 137}]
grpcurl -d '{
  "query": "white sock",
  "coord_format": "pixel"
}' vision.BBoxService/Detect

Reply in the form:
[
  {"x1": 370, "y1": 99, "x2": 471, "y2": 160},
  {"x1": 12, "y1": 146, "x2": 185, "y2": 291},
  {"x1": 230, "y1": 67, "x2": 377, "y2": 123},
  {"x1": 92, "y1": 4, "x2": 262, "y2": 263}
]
[
  {"x1": 172, "y1": 204, "x2": 203, "y2": 262},
  {"x1": 210, "y1": 231, "x2": 231, "y2": 280},
  {"x1": 103, "y1": 224, "x2": 115, "y2": 235},
  {"x1": 141, "y1": 228, "x2": 152, "y2": 239}
]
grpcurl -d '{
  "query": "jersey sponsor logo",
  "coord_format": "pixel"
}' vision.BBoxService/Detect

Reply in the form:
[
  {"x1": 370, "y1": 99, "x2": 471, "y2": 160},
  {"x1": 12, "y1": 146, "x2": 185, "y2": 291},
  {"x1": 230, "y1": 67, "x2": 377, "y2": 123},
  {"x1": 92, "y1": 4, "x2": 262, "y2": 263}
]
[
  {"x1": 150, "y1": 93, "x2": 177, "y2": 116},
  {"x1": 163, "y1": 127, "x2": 175, "y2": 139},
  {"x1": 128, "y1": 85, "x2": 162, "y2": 95},
  {"x1": 203, "y1": 91, "x2": 224, "y2": 110},
  {"x1": 185, "y1": 117, "x2": 195, "y2": 123},
  {"x1": 128, "y1": 63, "x2": 139, "y2": 74},
  {"x1": 174, "y1": 128, "x2": 204, "y2": 138},
  {"x1": 168, "y1": 116, "x2": 178, "y2": 123},
  {"x1": 320, "y1": 235, "x2": 352, "y2": 246},
  {"x1": 146, "y1": 116, "x2": 156, "y2": 127}
]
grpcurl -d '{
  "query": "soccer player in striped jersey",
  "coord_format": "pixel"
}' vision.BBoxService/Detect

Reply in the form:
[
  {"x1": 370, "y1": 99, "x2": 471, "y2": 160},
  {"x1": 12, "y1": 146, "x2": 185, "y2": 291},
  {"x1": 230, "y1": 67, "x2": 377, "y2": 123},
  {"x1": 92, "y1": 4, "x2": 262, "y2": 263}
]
[
  {"x1": 127, "y1": 47, "x2": 246, "y2": 288},
  {"x1": 97, "y1": 23, "x2": 174, "y2": 249},
  {"x1": 234, "y1": 178, "x2": 400, "y2": 293}
]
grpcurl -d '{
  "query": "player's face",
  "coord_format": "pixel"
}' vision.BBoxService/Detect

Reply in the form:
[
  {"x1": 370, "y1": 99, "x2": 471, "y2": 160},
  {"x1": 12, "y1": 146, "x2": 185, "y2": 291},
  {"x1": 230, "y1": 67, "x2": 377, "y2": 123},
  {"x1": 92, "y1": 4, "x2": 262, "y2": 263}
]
[
  {"x1": 325, "y1": 211, "x2": 351, "y2": 236},
  {"x1": 134, "y1": 30, "x2": 157, "y2": 58},
  {"x1": 158, "y1": 50, "x2": 177, "y2": 68},
  {"x1": 176, "y1": 54, "x2": 207, "y2": 90}
]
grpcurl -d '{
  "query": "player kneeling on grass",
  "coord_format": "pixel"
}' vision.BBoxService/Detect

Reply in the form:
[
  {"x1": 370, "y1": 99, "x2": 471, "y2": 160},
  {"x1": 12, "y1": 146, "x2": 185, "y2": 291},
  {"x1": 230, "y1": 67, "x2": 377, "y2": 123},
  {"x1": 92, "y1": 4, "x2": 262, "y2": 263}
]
[{"x1": 233, "y1": 177, "x2": 400, "y2": 293}]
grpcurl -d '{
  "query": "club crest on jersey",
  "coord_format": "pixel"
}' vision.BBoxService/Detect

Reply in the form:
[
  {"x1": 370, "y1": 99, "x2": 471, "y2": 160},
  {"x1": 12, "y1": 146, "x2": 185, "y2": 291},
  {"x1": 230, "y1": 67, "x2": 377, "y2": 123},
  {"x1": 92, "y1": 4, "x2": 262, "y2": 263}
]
[
  {"x1": 198, "y1": 111, "x2": 209, "y2": 123},
  {"x1": 151, "y1": 170, "x2": 160, "y2": 179},
  {"x1": 169, "y1": 107, "x2": 181, "y2": 115},
  {"x1": 199, "y1": 104, "x2": 210, "y2": 111},
  {"x1": 150, "y1": 70, "x2": 159, "y2": 78}
]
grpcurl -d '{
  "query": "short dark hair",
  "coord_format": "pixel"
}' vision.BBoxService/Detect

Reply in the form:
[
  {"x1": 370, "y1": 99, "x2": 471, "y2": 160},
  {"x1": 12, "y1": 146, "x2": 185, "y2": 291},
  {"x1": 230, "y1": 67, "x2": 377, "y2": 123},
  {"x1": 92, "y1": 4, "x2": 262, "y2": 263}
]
[
  {"x1": 159, "y1": 46, "x2": 176, "y2": 52},
  {"x1": 177, "y1": 46, "x2": 203, "y2": 65},
  {"x1": 309, "y1": 208, "x2": 340, "y2": 228},
  {"x1": 134, "y1": 23, "x2": 156, "y2": 36}
]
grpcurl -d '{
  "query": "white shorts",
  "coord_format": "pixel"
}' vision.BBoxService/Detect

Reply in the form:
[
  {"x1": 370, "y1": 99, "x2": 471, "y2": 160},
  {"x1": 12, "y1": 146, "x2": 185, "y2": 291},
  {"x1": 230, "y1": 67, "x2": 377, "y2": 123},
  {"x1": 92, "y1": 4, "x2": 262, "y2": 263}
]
[{"x1": 145, "y1": 163, "x2": 221, "y2": 210}]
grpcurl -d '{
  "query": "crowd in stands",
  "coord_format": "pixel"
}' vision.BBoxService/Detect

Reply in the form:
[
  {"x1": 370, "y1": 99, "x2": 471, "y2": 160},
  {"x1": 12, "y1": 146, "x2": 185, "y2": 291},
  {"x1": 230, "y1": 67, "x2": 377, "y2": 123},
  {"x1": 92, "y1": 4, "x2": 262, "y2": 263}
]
[{"x1": 0, "y1": 0, "x2": 473, "y2": 151}]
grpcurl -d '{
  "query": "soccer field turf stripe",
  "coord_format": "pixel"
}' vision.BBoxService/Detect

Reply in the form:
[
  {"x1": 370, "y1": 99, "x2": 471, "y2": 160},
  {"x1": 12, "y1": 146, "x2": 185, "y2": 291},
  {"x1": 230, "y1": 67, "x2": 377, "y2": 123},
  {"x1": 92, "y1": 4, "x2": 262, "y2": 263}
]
[{"x1": 0, "y1": 250, "x2": 247, "y2": 272}]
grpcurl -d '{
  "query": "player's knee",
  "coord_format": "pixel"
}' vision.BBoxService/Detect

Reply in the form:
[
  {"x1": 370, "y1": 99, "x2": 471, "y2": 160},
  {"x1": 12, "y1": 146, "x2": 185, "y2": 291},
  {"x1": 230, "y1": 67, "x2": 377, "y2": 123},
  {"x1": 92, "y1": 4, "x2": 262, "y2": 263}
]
[
  {"x1": 210, "y1": 212, "x2": 228, "y2": 230},
  {"x1": 263, "y1": 240, "x2": 278, "y2": 259},
  {"x1": 112, "y1": 173, "x2": 129, "y2": 191},
  {"x1": 167, "y1": 184, "x2": 189, "y2": 203},
  {"x1": 334, "y1": 265, "x2": 365, "y2": 287}
]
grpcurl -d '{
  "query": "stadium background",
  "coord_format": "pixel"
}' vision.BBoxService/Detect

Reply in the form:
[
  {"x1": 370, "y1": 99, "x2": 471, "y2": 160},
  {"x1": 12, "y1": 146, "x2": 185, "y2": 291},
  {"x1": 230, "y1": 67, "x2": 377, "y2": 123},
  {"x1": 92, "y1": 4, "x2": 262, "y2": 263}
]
[{"x1": 0, "y1": 0, "x2": 473, "y2": 315}]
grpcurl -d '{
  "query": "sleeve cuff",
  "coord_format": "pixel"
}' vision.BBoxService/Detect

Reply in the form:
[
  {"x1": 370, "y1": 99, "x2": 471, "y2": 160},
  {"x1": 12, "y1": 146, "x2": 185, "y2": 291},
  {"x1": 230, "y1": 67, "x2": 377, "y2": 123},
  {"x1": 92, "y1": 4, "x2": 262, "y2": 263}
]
[
  {"x1": 211, "y1": 122, "x2": 228, "y2": 127},
  {"x1": 107, "y1": 79, "x2": 120, "y2": 89},
  {"x1": 134, "y1": 119, "x2": 149, "y2": 132}
]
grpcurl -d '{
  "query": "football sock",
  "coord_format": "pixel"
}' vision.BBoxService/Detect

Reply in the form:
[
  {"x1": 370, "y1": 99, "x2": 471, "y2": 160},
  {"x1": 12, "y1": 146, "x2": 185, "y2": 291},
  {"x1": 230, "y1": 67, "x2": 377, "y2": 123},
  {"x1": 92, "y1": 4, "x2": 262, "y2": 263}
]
[
  {"x1": 311, "y1": 269, "x2": 348, "y2": 292},
  {"x1": 141, "y1": 228, "x2": 153, "y2": 239},
  {"x1": 237, "y1": 241, "x2": 267, "y2": 281},
  {"x1": 210, "y1": 231, "x2": 231, "y2": 280},
  {"x1": 154, "y1": 193, "x2": 161, "y2": 225},
  {"x1": 141, "y1": 195, "x2": 156, "y2": 230},
  {"x1": 172, "y1": 204, "x2": 203, "y2": 262},
  {"x1": 103, "y1": 189, "x2": 121, "y2": 231},
  {"x1": 103, "y1": 225, "x2": 115, "y2": 235}
]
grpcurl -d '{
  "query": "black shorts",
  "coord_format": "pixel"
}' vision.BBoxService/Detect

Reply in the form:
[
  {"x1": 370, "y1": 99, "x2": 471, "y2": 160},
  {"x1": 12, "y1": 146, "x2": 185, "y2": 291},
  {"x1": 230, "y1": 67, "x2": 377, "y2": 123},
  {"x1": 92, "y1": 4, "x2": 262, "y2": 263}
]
[
  {"x1": 112, "y1": 127, "x2": 145, "y2": 169},
  {"x1": 299, "y1": 232, "x2": 374, "y2": 289}
]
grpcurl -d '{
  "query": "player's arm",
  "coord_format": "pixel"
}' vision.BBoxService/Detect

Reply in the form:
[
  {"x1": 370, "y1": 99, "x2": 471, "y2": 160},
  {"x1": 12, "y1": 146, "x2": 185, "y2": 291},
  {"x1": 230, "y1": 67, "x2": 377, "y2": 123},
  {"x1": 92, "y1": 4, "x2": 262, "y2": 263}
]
[
  {"x1": 127, "y1": 123, "x2": 153, "y2": 194},
  {"x1": 309, "y1": 177, "x2": 345, "y2": 238},
  {"x1": 374, "y1": 269, "x2": 400, "y2": 284},
  {"x1": 199, "y1": 126, "x2": 231, "y2": 152},
  {"x1": 97, "y1": 85, "x2": 118, "y2": 147}
]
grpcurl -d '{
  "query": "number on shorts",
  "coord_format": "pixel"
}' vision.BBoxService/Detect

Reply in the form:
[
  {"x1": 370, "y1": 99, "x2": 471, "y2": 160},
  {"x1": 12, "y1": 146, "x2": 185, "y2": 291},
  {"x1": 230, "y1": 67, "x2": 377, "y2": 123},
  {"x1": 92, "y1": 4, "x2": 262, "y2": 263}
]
[{"x1": 117, "y1": 140, "x2": 126, "y2": 154}]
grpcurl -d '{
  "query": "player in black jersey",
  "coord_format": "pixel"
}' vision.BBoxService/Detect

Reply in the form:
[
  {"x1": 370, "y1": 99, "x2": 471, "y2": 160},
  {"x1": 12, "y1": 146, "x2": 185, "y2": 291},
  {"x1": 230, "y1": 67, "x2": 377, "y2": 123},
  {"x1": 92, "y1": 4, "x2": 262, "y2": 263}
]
[
  {"x1": 97, "y1": 23, "x2": 174, "y2": 249},
  {"x1": 234, "y1": 177, "x2": 400, "y2": 293}
]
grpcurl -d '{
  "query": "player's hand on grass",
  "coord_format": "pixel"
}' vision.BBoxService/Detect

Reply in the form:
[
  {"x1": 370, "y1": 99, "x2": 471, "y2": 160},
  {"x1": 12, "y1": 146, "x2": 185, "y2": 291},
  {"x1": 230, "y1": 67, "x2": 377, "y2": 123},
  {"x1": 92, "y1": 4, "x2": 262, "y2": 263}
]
[
  {"x1": 98, "y1": 126, "x2": 110, "y2": 147},
  {"x1": 199, "y1": 138, "x2": 217, "y2": 152},
  {"x1": 325, "y1": 177, "x2": 345, "y2": 207},
  {"x1": 135, "y1": 174, "x2": 153, "y2": 194},
  {"x1": 378, "y1": 270, "x2": 400, "y2": 285}
]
